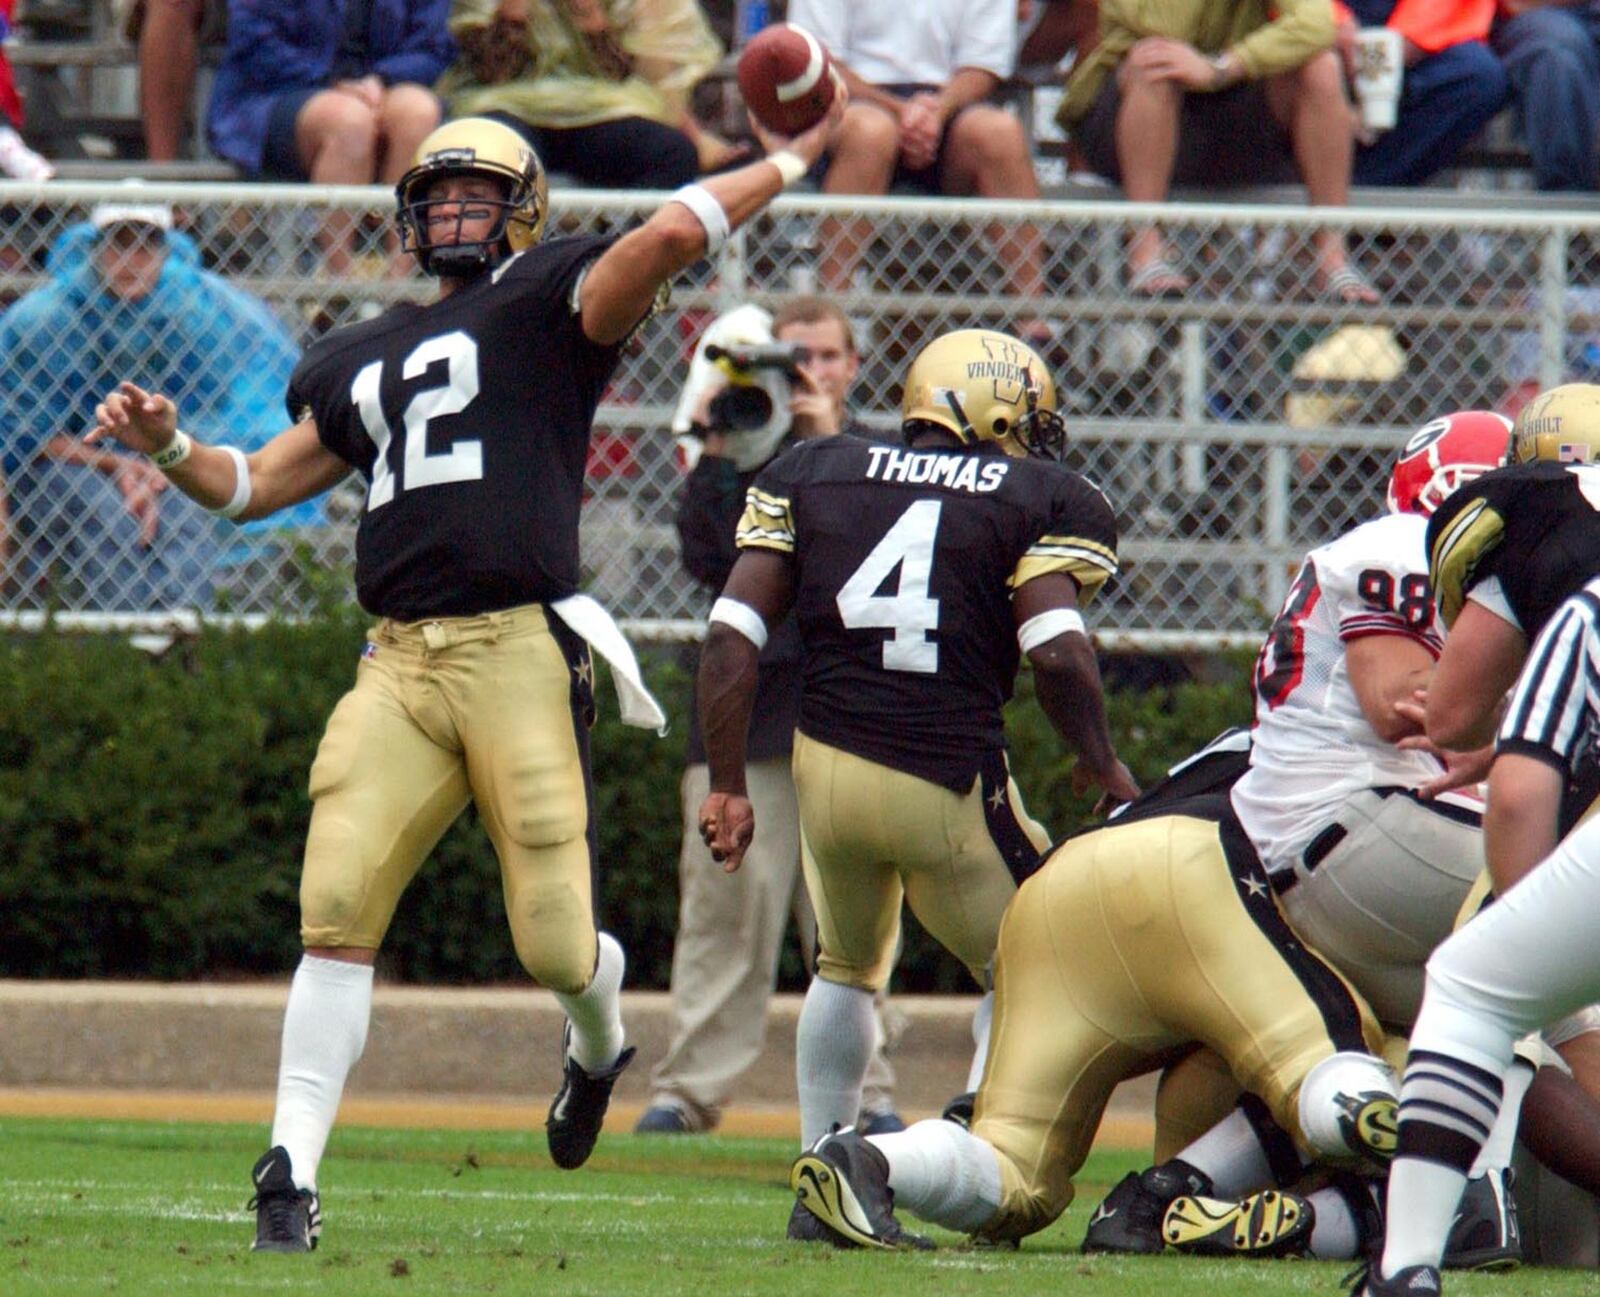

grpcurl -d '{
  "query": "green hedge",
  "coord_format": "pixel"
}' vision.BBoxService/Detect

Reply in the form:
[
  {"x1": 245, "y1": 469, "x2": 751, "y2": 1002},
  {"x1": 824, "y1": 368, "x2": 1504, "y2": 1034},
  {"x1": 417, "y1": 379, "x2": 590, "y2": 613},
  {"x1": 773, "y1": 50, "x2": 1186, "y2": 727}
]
[{"x1": 0, "y1": 615, "x2": 1252, "y2": 990}]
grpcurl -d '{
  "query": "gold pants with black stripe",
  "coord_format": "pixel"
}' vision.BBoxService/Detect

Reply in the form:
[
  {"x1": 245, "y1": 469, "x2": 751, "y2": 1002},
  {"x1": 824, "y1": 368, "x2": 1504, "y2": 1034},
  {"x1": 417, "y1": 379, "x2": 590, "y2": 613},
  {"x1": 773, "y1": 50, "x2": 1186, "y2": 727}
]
[
  {"x1": 299, "y1": 603, "x2": 601, "y2": 994},
  {"x1": 791, "y1": 732, "x2": 1050, "y2": 993},
  {"x1": 970, "y1": 811, "x2": 1384, "y2": 1242}
]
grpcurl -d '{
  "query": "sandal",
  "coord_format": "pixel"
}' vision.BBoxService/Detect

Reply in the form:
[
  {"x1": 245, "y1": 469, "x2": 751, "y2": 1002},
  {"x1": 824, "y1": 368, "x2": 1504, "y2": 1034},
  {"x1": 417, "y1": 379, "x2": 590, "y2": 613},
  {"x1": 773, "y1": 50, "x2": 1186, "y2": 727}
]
[
  {"x1": 1127, "y1": 257, "x2": 1192, "y2": 298},
  {"x1": 1319, "y1": 264, "x2": 1381, "y2": 305}
]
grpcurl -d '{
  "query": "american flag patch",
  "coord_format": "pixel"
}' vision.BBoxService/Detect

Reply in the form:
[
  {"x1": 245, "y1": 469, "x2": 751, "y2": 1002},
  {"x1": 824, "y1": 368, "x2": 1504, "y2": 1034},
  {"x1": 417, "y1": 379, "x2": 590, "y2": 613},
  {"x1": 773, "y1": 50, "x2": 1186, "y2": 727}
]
[
  {"x1": 361, "y1": 642, "x2": 379, "y2": 660},
  {"x1": 1559, "y1": 443, "x2": 1592, "y2": 463}
]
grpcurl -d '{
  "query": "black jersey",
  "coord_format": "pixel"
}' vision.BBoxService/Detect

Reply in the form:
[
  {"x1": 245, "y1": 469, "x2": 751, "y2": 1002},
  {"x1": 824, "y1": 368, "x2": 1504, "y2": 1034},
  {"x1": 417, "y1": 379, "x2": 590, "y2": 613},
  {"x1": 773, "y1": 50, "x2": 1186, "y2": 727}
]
[
  {"x1": 736, "y1": 437, "x2": 1118, "y2": 792},
  {"x1": 286, "y1": 234, "x2": 621, "y2": 620},
  {"x1": 1427, "y1": 460, "x2": 1600, "y2": 635}
]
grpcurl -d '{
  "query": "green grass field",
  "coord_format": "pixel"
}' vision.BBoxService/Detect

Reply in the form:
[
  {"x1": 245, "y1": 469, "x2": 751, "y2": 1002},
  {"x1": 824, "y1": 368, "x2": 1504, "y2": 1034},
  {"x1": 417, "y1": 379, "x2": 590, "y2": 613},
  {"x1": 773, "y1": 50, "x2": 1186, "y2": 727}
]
[{"x1": 0, "y1": 1116, "x2": 1589, "y2": 1296}]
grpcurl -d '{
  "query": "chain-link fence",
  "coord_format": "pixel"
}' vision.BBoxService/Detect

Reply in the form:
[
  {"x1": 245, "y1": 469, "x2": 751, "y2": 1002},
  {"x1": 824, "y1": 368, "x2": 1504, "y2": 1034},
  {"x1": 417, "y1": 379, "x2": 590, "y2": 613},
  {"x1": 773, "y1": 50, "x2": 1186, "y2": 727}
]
[{"x1": 1, "y1": 180, "x2": 1596, "y2": 647}]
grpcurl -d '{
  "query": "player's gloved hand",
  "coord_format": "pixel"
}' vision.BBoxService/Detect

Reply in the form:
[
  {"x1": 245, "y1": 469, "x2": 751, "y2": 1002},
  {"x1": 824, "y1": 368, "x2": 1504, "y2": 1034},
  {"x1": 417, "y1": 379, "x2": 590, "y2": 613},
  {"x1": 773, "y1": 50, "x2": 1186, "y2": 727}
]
[
  {"x1": 89, "y1": 381, "x2": 179, "y2": 457},
  {"x1": 698, "y1": 791, "x2": 755, "y2": 873}
]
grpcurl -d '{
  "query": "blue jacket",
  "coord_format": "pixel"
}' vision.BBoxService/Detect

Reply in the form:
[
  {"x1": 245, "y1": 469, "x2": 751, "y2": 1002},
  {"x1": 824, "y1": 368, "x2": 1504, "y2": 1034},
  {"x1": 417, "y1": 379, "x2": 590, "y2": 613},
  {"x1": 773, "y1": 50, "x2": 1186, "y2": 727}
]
[
  {"x1": 0, "y1": 223, "x2": 319, "y2": 530},
  {"x1": 206, "y1": 0, "x2": 455, "y2": 174}
]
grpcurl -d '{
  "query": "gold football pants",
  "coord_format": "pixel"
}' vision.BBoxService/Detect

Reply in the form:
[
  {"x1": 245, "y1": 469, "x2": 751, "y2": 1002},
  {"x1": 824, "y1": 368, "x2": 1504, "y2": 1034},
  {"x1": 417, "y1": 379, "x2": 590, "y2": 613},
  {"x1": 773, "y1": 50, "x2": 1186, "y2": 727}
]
[
  {"x1": 971, "y1": 811, "x2": 1383, "y2": 1242},
  {"x1": 299, "y1": 603, "x2": 600, "y2": 993},
  {"x1": 791, "y1": 732, "x2": 1050, "y2": 993}
]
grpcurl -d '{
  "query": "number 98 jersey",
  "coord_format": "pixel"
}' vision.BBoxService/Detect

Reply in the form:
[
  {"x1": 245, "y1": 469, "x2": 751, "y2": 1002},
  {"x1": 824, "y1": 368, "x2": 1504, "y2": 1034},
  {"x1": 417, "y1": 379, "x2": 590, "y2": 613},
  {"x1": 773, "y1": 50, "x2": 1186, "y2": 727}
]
[
  {"x1": 286, "y1": 234, "x2": 622, "y2": 621},
  {"x1": 1233, "y1": 511, "x2": 1446, "y2": 874},
  {"x1": 736, "y1": 436, "x2": 1118, "y2": 793}
]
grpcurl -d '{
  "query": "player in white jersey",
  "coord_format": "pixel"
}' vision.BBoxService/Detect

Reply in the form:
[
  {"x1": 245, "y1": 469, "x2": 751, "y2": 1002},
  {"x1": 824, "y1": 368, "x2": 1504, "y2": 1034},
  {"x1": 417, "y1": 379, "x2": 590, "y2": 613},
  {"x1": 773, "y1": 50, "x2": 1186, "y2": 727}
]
[{"x1": 1233, "y1": 411, "x2": 1510, "y2": 1032}]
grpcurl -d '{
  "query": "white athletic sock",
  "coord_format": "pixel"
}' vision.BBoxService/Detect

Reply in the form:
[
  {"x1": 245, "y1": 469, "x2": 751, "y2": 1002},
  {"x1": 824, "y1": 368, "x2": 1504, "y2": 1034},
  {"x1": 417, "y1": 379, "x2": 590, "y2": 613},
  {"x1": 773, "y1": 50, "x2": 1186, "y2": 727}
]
[
  {"x1": 1380, "y1": 1158, "x2": 1466, "y2": 1276},
  {"x1": 1305, "y1": 1185, "x2": 1364, "y2": 1260},
  {"x1": 554, "y1": 931, "x2": 626, "y2": 1072},
  {"x1": 1174, "y1": 1106, "x2": 1274, "y2": 1197},
  {"x1": 796, "y1": 977, "x2": 875, "y2": 1148},
  {"x1": 965, "y1": 991, "x2": 994, "y2": 1093},
  {"x1": 1470, "y1": 1058, "x2": 1534, "y2": 1175},
  {"x1": 871, "y1": 1119, "x2": 1003, "y2": 1233},
  {"x1": 270, "y1": 955, "x2": 374, "y2": 1191}
]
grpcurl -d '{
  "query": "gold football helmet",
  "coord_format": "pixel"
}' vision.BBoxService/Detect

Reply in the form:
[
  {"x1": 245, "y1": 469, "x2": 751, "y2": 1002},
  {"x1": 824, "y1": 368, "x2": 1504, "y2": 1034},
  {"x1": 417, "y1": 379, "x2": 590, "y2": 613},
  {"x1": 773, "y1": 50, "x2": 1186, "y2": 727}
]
[
  {"x1": 1510, "y1": 382, "x2": 1600, "y2": 464},
  {"x1": 901, "y1": 329, "x2": 1065, "y2": 458},
  {"x1": 395, "y1": 118, "x2": 548, "y2": 277}
]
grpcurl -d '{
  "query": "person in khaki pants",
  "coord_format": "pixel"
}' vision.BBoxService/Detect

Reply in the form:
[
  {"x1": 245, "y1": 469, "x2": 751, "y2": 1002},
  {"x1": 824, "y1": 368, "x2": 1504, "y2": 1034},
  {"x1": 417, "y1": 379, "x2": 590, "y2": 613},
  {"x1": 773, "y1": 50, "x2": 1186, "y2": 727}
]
[{"x1": 637, "y1": 298, "x2": 902, "y2": 1135}]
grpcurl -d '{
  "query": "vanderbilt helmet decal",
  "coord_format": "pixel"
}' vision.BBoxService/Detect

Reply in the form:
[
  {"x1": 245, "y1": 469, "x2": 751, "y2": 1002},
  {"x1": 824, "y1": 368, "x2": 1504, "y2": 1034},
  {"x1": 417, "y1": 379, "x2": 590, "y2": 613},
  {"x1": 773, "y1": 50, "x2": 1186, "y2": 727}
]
[
  {"x1": 1512, "y1": 383, "x2": 1600, "y2": 465},
  {"x1": 902, "y1": 329, "x2": 1065, "y2": 459},
  {"x1": 394, "y1": 118, "x2": 549, "y2": 278}
]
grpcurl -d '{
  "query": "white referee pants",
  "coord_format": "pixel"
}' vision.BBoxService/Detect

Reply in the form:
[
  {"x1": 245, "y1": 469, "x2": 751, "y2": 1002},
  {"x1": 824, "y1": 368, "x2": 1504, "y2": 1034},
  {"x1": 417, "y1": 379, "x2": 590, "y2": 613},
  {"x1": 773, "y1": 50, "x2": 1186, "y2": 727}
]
[{"x1": 1412, "y1": 813, "x2": 1600, "y2": 1076}]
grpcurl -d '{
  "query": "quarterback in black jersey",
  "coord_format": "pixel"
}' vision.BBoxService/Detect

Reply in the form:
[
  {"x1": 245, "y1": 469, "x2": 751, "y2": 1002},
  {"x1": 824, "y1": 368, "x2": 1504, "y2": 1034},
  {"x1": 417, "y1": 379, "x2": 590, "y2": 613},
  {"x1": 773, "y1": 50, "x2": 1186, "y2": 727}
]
[
  {"x1": 88, "y1": 102, "x2": 847, "y2": 1252},
  {"x1": 1419, "y1": 383, "x2": 1600, "y2": 758},
  {"x1": 696, "y1": 327, "x2": 1140, "y2": 1154}
]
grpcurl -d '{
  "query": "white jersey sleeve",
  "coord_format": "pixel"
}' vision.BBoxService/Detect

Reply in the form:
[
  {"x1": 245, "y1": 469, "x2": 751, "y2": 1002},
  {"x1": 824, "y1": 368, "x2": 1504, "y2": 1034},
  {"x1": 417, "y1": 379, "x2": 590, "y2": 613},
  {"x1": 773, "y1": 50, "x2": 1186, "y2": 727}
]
[{"x1": 1232, "y1": 513, "x2": 1449, "y2": 875}]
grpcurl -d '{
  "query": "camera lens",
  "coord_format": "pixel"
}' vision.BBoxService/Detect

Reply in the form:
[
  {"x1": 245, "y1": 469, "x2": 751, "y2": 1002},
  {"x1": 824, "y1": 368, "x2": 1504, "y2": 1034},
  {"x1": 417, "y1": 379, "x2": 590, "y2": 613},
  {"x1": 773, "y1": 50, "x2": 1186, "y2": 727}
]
[{"x1": 708, "y1": 386, "x2": 774, "y2": 432}]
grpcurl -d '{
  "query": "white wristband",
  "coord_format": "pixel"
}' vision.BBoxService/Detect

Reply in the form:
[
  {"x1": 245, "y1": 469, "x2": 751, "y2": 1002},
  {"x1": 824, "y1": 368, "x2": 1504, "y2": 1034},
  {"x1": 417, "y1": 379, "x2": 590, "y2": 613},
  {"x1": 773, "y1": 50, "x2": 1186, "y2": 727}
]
[
  {"x1": 709, "y1": 596, "x2": 768, "y2": 650},
  {"x1": 148, "y1": 428, "x2": 192, "y2": 471},
  {"x1": 211, "y1": 444, "x2": 252, "y2": 520},
  {"x1": 767, "y1": 150, "x2": 808, "y2": 188},
  {"x1": 670, "y1": 182, "x2": 731, "y2": 256},
  {"x1": 1017, "y1": 607, "x2": 1086, "y2": 653}
]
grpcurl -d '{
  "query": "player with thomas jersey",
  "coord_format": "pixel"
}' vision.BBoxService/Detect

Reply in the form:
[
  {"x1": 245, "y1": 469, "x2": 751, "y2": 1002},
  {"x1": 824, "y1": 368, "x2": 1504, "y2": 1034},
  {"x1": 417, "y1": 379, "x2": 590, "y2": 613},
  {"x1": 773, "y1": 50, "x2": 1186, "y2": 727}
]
[
  {"x1": 87, "y1": 101, "x2": 849, "y2": 1254},
  {"x1": 696, "y1": 328, "x2": 1139, "y2": 1187}
]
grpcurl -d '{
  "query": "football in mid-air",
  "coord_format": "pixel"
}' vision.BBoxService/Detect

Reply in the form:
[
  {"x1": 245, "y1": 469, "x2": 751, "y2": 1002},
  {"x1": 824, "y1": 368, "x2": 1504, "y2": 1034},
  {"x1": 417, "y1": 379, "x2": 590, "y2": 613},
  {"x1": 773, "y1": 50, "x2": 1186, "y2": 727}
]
[{"x1": 737, "y1": 24, "x2": 838, "y2": 136}]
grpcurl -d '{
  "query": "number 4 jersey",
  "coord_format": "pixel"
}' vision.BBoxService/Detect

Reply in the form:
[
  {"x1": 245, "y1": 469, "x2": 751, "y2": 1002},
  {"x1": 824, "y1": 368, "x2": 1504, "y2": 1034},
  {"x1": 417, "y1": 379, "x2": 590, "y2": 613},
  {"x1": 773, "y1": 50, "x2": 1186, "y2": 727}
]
[
  {"x1": 736, "y1": 436, "x2": 1118, "y2": 792},
  {"x1": 286, "y1": 234, "x2": 622, "y2": 621},
  {"x1": 1232, "y1": 511, "x2": 1448, "y2": 874}
]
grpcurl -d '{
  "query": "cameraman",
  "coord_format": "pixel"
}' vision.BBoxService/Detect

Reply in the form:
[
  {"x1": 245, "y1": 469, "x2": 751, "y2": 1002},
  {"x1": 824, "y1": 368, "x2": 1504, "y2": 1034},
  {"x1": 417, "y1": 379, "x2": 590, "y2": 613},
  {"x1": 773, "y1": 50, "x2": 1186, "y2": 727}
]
[{"x1": 639, "y1": 298, "x2": 903, "y2": 1136}]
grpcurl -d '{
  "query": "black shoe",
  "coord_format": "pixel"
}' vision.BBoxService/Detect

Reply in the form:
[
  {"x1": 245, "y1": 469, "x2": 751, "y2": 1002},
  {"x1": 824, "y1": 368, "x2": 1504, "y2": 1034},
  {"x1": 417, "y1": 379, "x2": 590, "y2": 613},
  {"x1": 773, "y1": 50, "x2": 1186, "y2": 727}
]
[
  {"x1": 546, "y1": 1030, "x2": 637, "y2": 1170},
  {"x1": 787, "y1": 1197, "x2": 843, "y2": 1245},
  {"x1": 1443, "y1": 1168, "x2": 1520, "y2": 1272},
  {"x1": 860, "y1": 1108, "x2": 907, "y2": 1136},
  {"x1": 248, "y1": 1146, "x2": 320, "y2": 1253},
  {"x1": 1081, "y1": 1159, "x2": 1212, "y2": 1255},
  {"x1": 1345, "y1": 1261, "x2": 1442, "y2": 1296},
  {"x1": 940, "y1": 1092, "x2": 976, "y2": 1129},
  {"x1": 789, "y1": 1125, "x2": 934, "y2": 1251},
  {"x1": 1161, "y1": 1188, "x2": 1315, "y2": 1257},
  {"x1": 634, "y1": 1103, "x2": 694, "y2": 1135}
]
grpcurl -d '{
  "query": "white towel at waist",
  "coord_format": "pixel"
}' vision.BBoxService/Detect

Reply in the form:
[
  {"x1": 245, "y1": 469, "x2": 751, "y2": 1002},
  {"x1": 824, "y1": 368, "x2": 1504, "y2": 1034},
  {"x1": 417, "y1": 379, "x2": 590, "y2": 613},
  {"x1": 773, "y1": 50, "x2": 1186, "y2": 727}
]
[{"x1": 549, "y1": 593, "x2": 669, "y2": 735}]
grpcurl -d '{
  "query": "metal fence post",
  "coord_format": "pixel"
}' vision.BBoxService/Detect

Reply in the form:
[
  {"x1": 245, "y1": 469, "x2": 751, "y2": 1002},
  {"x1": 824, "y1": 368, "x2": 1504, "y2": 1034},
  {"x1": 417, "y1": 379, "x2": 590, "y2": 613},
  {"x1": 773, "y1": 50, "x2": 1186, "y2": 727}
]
[
  {"x1": 1179, "y1": 319, "x2": 1207, "y2": 495},
  {"x1": 1539, "y1": 225, "x2": 1568, "y2": 391}
]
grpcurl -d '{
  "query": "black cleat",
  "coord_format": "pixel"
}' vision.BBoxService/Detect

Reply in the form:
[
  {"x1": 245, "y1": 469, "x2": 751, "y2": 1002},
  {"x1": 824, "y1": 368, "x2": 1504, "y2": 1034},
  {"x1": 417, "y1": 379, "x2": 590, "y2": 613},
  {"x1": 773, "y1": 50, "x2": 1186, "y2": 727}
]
[
  {"x1": 1443, "y1": 1168, "x2": 1520, "y2": 1272},
  {"x1": 1161, "y1": 1188, "x2": 1315, "y2": 1257},
  {"x1": 787, "y1": 1197, "x2": 843, "y2": 1245},
  {"x1": 1081, "y1": 1159, "x2": 1213, "y2": 1255},
  {"x1": 248, "y1": 1146, "x2": 320, "y2": 1253},
  {"x1": 789, "y1": 1126, "x2": 934, "y2": 1251},
  {"x1": 546, "y1": 1029, "x2": 637, "y2": 1170},
  {"x1": 1345, "y1": 1262, "x2": 1442, "y2": 1296},
  {"x1": 940, "y1": 1091, "x2": 976, "y2": 1129}
]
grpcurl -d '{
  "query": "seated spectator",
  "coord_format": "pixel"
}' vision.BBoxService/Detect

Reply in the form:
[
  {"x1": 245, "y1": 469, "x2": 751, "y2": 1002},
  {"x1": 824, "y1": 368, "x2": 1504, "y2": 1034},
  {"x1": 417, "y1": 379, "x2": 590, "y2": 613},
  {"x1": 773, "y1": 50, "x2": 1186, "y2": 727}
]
[
  {"x1": 1339, "y1": 0, "x2": 1508, "y2": 186},
  {"x1": 0, "y1": 196, "x2": 307, "y2": 612},
  {"x1": 0, "y1": 1, "x2": 53, "y2": 180},
  {"x1": 1059, "y1": 0, "x2": 1377, "y2": 301},
  {"x1": 121, "y1": 0, "x2": 228, "y2": 162},
  {"x1": 206, "y1": 0, "x2": 452, "y2": 272},
  {"x1": 1491, "y1": 0, "x2": 1600, "y2": 192},
  {"x1": 788, "y1": 0, "x2": 1051, "y2": 324},
  {"x1": 439, "y1": 0, "x2": 736, "y2": 189}
]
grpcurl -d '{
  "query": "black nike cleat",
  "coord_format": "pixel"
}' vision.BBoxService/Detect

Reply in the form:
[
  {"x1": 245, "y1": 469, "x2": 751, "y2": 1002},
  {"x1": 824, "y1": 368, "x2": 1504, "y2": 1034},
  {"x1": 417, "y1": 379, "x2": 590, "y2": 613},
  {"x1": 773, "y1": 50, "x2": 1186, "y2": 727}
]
[
  {"x1": 248, "y1": 1146, "x2": 320, "y2": 1253},
  {"x1": 1345, "y1": 1261, "x2": 1443, "y2": 1296},
  {"x1": 546, "y1": 1029, "x2": 637, "y2": 1170},
  {"x1": 789, "y1": 1126, "x2": 934, "y2": 1251},
  {"x1": 1443, "y1": 1168, "x2": 1521, "y2": 1272},
  {"x1": 1334, "y1": 1090, "x2": 1400, "y2": 1169},
  {"x1": 1161, "y1": 1188, "x2": 1315, "y2": 1257},
  {"x1": 1081, "y1": 1159, "x2": 1213, "y2": 1255},
  {"x1": 940, "y1": 1091, "x2": 976, "y2": 1129},
  {"x1": 787, "y1": 1197, "x2": 842, "y2": 1245}
]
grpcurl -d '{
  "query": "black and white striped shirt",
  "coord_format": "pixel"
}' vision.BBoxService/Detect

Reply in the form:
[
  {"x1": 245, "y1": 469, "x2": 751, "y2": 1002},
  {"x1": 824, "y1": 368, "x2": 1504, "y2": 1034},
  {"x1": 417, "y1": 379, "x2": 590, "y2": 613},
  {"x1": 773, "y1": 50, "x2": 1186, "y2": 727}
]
[{"x1": 1498, "y1": 577, "x2": 1600, "y2": 774}]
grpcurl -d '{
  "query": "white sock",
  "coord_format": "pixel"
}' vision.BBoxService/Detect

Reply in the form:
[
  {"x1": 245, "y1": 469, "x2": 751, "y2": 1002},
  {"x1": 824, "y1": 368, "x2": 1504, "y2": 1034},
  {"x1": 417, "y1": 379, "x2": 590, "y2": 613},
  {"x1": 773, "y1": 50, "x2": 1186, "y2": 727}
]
[
  {"x1": 796, "y1": 977, "x2": 875, "y2": 1148},
  {"x1": 1175, "y1": 1106, "x2": 1274, "y2": 1196},
  {"x1": 554, "y1": 931, "x2": 626, "y2": 1072},
  {"x1": 1470, "y1": 1058, "x2": 1534, "y2": 1175},
  {"x1": 871, "y1": 1118, "x2": 1003, "y2": 1233},
  {"x1": 1380, "y1": 1158, "x2": 1466, "y2": 1276},
  {"x1": 270, "y1": 955, "x2": 374, "y2": 1190},
  {"x1": 1305, "y1": 1184, "x2": 1364, "y2": 1260},
  {"x1": 965, "y1": 991, "x2": 994, "y2": 1093}
]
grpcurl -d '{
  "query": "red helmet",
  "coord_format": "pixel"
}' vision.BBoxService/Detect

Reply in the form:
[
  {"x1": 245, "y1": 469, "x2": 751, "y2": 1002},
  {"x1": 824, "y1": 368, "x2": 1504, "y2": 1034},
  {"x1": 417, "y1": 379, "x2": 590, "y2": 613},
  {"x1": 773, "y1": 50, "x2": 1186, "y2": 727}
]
[{"x1": 1386, "y1": 411, "x2": 1511, "y2": 517}]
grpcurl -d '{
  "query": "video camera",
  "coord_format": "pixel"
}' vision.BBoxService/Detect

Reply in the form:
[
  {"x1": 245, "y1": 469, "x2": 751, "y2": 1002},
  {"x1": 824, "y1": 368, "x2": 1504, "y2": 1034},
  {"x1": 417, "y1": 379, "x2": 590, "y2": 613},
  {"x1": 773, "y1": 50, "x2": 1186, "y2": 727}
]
[{"x1": 702, "y1": 342, "x2": 810, "y2": 433}]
